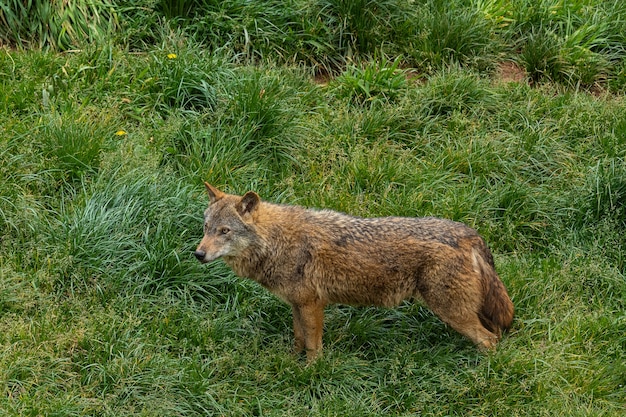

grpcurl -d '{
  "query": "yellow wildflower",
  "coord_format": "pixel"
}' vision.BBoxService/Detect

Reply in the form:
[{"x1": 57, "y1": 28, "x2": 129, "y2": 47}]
[
  {"x1": 115, "y1": 130, "x2": 127, "y2": 136},
  {"x1": 167, "y1": 53, "x2": 177, "y2": 59}
]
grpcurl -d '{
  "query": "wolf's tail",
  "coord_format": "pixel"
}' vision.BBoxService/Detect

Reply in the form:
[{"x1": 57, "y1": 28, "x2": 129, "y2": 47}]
[{"x1": 474, "y1": 244, "x2": 514, "y2": 337}]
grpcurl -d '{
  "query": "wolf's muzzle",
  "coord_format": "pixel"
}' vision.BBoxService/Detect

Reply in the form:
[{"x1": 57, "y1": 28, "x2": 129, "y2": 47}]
[{"x1": 193, "y1": 250, "x2": 207, "y2": 262}]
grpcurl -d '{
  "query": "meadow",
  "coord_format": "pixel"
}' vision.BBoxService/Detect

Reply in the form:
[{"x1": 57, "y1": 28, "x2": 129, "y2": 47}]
[{"x1": 1, "y1": 0, "x2": 625, "y2": 415}]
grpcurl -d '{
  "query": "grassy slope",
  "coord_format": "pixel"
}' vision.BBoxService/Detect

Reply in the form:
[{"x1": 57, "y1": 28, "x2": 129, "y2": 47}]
[{"x1": 1, "y1": 7, "x2": 626, "y2": 417}]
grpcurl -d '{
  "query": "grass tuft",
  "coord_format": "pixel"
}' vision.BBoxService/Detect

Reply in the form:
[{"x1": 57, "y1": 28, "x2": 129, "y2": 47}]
[
  {"x1": 332, "y1": 56, "x2": 407, "y2": 104},
  {"x1": 0, "y1": 0, "x2": 118, "y2": 50},
  {"x1": 41, "y1": 116, "x2": 110, "y2": 182},
  {"x1": 419, "y1": 68, "x2": 495, "y2": 117},
  {"x1": 408, "y1": 0, "x2": 498, "y2": 71}
]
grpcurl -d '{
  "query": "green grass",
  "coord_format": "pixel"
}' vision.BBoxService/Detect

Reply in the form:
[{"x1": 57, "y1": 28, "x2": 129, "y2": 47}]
[
  {"x1": 1, "y1": 1, "x2": 626, "y2": 416},
  {"x1": 0, "y1": 0, "x2": 118, "y2": 50}
]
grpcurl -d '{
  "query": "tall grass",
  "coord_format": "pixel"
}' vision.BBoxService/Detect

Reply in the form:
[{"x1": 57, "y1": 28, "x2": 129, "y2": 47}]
[
  {"x1": 0, "y1": 0, "x2": 118, "y2": 50},
  {"x1": 160, "y1": 66, "x2": 317, "y2": 187},
  {"x1": 315, "y1": 0, "x2": 408, "y2": 57},
  {"x1": 2, "y1": 0, "x2": 626, "y2": 87},
  {"x1": 406, "y1": 0, "x2": 499, "y2": 71},
  {"x1": 496, "y1": 0, "x2": 626, "y2": 86},
  {"x1": 140, "y1": 46, "x2": 233, "y2": 113},
  {"x1": 47, "y1": 169, "x2": 218, "y2": 297}
]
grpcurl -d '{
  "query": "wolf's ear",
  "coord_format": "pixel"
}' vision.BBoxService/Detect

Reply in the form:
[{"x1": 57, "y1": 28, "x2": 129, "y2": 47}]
[
  {"x1": 204, "y1": 182, "x2": 225, "y2": 204},
  {"x1": 237, "y1": 191, "x2": 260, "y2": 217}
]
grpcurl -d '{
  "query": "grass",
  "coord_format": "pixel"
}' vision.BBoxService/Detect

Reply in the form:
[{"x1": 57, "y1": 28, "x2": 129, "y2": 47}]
[
  {"x1": 0, "y1": 0, "x2": 118, "y2": 50},
  {"x1": 1, "y1": 1, "x2": 626, "y2": 416}
]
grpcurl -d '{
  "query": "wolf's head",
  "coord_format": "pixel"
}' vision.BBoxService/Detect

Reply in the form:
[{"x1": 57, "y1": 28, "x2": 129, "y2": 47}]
[{"x1": 194, "y1": 183, "x2": 260, "y2": 263}]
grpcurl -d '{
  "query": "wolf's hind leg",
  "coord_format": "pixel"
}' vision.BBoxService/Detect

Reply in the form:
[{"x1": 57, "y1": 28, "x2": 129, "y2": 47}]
[
  {"x1": 419, "y1": 274, "x2": 499, "y2": 350},
  {"x1": 435, "y1": 310, "x2": 499, "y2": 350}
]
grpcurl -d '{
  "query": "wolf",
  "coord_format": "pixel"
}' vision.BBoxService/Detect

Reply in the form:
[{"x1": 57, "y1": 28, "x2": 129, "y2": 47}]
[{"x1": 194, "y1": 183, "x2": 514, "y2": 361}]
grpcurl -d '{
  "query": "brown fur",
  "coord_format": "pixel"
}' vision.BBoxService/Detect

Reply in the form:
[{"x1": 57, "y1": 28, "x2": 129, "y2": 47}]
[{"x1": 195, "y1": 183, "x2": 514, "y2": 361}]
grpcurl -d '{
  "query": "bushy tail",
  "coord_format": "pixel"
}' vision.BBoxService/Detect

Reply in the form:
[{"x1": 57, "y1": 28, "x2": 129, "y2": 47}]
[{"x1": 474, "y1": 245, "x2": 514, "y2": 337}]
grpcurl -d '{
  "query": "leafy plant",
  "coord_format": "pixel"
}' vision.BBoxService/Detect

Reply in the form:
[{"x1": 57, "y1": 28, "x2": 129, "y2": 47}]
[{"x1": 332, "y1": 56, "x2": 407, "y2": 104}]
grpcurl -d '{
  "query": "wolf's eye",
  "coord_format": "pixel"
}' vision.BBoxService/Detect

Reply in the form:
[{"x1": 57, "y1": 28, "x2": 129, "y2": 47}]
[{"x1": 218, "y1": 227, "x2": 231, "y2": 235}]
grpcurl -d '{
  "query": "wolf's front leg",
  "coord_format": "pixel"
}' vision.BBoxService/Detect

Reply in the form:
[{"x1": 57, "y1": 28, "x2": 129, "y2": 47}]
[
  {"x1": 291, "y1": 304, "x2": 305, "y2": 355},
  {"x1": 292, "y1": 301, "x2": 325, "y2": 362}
]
